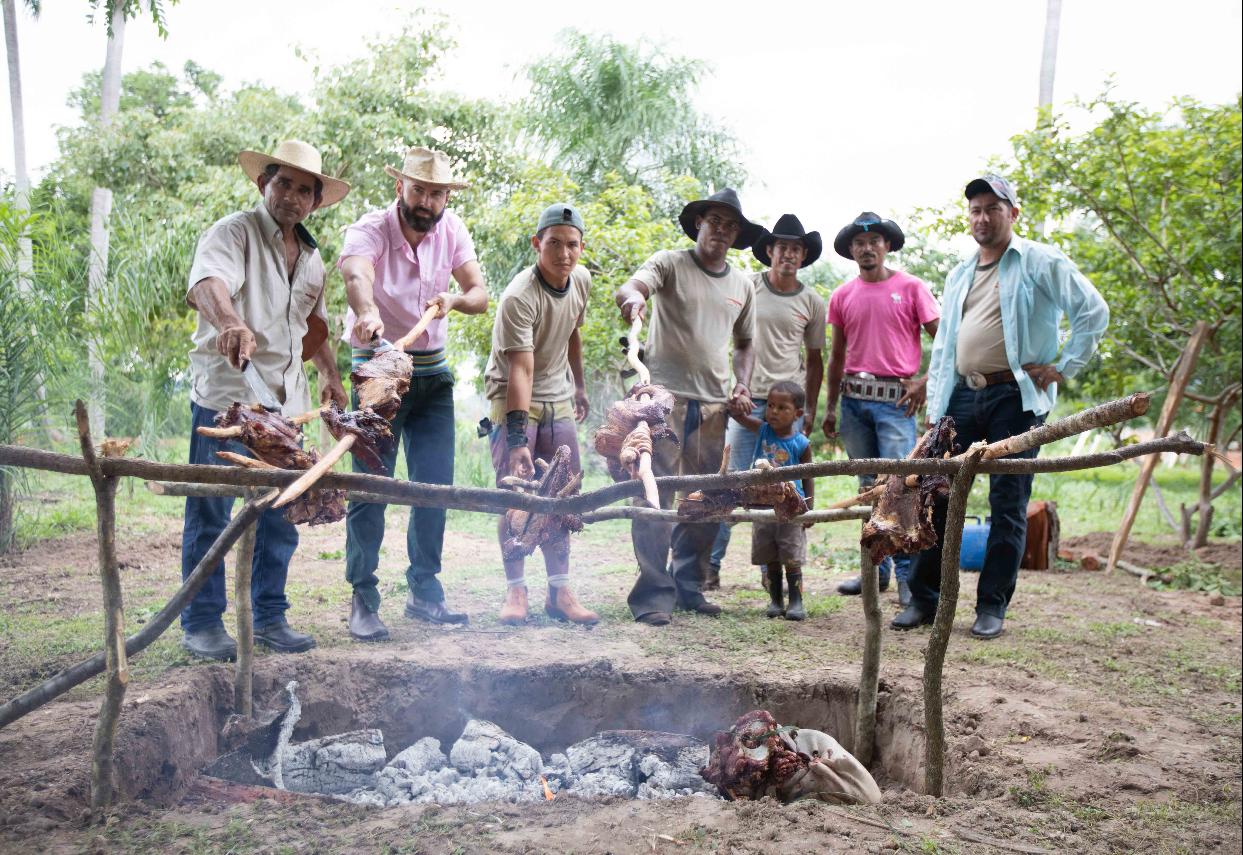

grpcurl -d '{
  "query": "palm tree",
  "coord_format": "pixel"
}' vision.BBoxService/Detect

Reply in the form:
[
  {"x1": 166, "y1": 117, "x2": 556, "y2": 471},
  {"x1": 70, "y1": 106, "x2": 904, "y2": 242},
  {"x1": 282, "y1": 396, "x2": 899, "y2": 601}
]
[
  {"x1": 84, "y1": 0, "x2": 173, "y2": 434},
  {"x1": 2, "y1": 0, "x2": 38, "y2": 289}
]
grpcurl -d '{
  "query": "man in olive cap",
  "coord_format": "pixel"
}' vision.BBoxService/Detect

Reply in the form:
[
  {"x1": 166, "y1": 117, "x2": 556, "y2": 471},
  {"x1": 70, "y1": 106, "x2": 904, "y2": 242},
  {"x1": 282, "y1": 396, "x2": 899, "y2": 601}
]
[
  {"x1": 339, "y1": 146, "x2": 489, "y2": 640},
  {"x1": 181, "y1": 140, "x2": 351, "y2": 660},
  {"x1": 483, "y1": 203, "x2": 598, "y2": 626},
  {"x1": 614, "y1": 188, "x2": 762, "y2": 625}
]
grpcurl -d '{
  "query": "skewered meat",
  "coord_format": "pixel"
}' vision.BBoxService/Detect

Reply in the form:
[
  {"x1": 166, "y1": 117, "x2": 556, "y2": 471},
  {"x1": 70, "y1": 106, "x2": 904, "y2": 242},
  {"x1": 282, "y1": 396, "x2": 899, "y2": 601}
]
[
  {"x1": 211, "y1": 403, "x2": 346, "y2": 526},
  {"x1": 859, "y1": 416, "x2": 957, "y2": 564},
  {"x1": 319, "y1": 402, "x2": 396, "y2": 474},
  {"x1": 701, "y1": 709, "x2": 881, "y2": 805},
  {"x1": 593, "y1": 383, "x2": 677, "y2": 482},
  {"x1": 501, "y1": 445, "x2": 584, "y2": 560},
  {"x1": 677, "y1": 458, "x2": 808, "y2": 522},
  {"x1": 350, "y1": 349, "x2": 413, "y2": 421}
]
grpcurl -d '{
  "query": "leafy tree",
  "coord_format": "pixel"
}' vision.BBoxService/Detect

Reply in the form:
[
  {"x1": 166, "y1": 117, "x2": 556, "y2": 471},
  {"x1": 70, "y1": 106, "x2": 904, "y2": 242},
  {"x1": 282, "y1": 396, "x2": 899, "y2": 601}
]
[{"x1": 522, "y1": 30, "x2": 744, "y2": 209}]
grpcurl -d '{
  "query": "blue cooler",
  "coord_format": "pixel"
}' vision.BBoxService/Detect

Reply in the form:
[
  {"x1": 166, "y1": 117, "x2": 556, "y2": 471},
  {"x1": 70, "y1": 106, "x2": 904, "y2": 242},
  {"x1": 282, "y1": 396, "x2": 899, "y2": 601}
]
[{"x1": 960, "y1": 516, "x2": 989, "y2": 572}]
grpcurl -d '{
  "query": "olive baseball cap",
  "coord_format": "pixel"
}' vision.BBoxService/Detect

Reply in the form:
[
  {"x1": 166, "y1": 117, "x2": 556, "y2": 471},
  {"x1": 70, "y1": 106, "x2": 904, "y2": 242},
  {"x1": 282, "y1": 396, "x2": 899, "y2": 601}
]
[
  {"x1": 536, "y1": 203, "x2": 585, "y2": 235},
  {"x1": 965, "y1": 173, "x2": 1018, "y2": 207}
]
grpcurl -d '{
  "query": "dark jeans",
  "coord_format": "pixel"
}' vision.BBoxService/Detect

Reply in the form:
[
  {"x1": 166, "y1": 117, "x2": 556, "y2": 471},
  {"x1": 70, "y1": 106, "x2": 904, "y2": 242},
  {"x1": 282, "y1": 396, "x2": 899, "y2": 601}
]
[
  {"x1": 180, "y1": 402, "x2": 299, "y2": 633},
  {"x1": 345, "y1": 371, "x2": 455, "y2": 610},
  {"x1": 908, "y1": 382, "x2": 1044, "y2": 619}
]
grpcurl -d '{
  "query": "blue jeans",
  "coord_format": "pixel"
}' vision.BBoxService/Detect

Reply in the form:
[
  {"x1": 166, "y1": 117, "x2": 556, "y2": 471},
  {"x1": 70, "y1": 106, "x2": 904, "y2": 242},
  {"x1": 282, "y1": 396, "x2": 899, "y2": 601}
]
[
  {"x1": 908, "y1": 382, "x2": 1044, "y2": 618},
  {"x1": 180, "y1": 402, "x2": 299, "y2": 633},
  {"x1": 345, "y1": 372, "x2": 456, "y2": 610},
  {"x1": 838, "y1": 396, "x2": 919, "y2": 583},
  {"x1": 710, "y1": 399, "x2": 803, "y2": 569}
]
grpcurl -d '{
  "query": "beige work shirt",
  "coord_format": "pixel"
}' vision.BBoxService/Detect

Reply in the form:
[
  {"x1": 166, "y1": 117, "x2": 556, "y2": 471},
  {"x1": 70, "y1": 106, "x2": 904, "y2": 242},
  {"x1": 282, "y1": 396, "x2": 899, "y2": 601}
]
[
  {"x1": 632, "y1": 249, "x2": 755, "y2": 403},
  {"x1": 483, "y1": 265, "x2": 591, "y2": 403},
  {"x1": 187, "y1": 203, "x2": 328, "y2": 416},
  {"x1": 749, "y1": 272, "x2": 826, "y2": 398},
  {"x1": 955, "y1": 260, "x2": 1010, "y2": 376}
]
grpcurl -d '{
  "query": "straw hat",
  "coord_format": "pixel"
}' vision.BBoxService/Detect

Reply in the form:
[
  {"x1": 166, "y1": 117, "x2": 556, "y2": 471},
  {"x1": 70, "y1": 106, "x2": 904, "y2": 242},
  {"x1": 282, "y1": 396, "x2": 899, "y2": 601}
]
[
  {"x1": 238, "y1": 140, "x2": 351, "y2": 208},
  {"x1": 384, "y1": 146, "x2": 470, "y2": 190}
]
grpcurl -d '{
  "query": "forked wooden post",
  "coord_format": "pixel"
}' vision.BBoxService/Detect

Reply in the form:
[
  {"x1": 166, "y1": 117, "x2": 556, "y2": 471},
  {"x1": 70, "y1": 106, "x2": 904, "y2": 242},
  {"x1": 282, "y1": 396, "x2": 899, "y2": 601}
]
[
  {"x1": 854, "y1": 524, "x2": 881, "y2": 768},
  {"x1": 923, "y1": 444, "x2": 986, "y2": 796},
  {"x1": 233, "y1": 488, "x2": 258, "y2": 717},
  {"x1": 74, "y1": 401, "x2": 129, "y2": 815}
]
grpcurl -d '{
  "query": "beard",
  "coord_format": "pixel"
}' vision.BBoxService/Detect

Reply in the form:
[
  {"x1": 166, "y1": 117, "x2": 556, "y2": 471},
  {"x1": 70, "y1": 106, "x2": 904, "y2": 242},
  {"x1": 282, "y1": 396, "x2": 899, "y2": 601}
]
[{"x1": 399, "y1": 197, "x2": 445, "y2": 233}]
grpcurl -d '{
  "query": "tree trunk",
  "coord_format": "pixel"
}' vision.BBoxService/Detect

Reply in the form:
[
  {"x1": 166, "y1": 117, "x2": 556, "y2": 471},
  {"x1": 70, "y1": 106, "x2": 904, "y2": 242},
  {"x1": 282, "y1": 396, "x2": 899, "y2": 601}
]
[
  {"x1": 1037, "y1": 0, "x2": 1062, "y2": 114},
  {"x1": 2, "y1": 0, "x2": 31, "y2": 286},
  {"x1": 1108, "y1": 322, "x2": 1209, "y2": 572},
  {"x1": 86, "y1": 5, "x2": 127, "y2": 436}
]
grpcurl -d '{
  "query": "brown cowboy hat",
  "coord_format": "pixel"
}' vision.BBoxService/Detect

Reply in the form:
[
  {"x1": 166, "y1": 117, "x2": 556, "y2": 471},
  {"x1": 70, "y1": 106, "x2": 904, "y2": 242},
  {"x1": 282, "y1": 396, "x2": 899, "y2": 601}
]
[
  {"x1": 384, "y1": 146, "x2": 470, "y2": 190},
  {"x1": 238, "y1": 140, "x2": 351, "y2": 208}
]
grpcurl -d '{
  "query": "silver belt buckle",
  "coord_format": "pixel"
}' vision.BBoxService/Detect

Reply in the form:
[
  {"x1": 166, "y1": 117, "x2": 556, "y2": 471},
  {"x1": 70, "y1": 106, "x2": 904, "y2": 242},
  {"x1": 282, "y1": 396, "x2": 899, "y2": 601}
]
[{"x1": 966, "y1": 371, "x2": 987, "y2": 391}]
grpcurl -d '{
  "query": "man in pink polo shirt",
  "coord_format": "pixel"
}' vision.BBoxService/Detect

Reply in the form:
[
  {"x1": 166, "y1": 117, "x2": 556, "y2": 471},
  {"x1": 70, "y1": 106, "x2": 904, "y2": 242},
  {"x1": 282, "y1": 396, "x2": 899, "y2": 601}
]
[
  {"x1": 823, "y1": 213, "x2": 939, "y2": 606},
  {"x1": 338, "y1": 146, "x2": 488, "y2": 641}
]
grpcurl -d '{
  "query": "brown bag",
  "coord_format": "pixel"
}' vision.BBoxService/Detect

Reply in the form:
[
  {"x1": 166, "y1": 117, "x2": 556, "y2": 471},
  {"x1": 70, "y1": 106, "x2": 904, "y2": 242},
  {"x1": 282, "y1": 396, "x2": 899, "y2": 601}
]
[{"x1": 1022, "y1": 500, "x2": 1059, "y2": 570}]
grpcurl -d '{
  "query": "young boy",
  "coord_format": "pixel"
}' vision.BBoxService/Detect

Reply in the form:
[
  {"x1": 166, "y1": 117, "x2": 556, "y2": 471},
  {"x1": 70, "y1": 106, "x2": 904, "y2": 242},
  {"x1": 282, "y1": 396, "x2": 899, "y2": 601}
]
[{"x1": 734, "y1": 380, "x2": 814, "y2": 620}]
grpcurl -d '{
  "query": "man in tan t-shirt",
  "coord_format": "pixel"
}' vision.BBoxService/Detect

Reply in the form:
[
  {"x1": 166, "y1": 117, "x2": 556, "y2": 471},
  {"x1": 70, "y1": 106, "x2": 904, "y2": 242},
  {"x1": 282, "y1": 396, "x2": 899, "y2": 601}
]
[
  {"x1": 710, "y1": 213, "x2": 825, "y2": 589},
  {"x1": 615, "y1": 188, "x2": 762, "y2": 625},
  {"x1": 484, "y1": 203, "x2": 597, "y2": 627}
]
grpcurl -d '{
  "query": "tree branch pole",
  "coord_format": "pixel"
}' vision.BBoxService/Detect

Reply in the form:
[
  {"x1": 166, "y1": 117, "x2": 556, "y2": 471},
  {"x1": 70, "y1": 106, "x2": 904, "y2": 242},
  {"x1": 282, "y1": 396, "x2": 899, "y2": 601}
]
[
  {"x1": 0, "y1": 429, "x2": 1207, "y2": 519},
  {"x1": 0, "y1": 490, "x2": 277, "y2": 731},
  {"x1": 923, "y1": 444, "x2": 986, "y2": 797},
  {"x1": 1109, "y1": 324, "x2": 1209, "y2": 572},
  {"x1": 233, "y1": 488, "x2": 258, "y2": 718},
  {"x1": 579, "y1": 507, "x2": 871, "y2": 524},
  {"x1": 853, "y1": 522, "x2": 881, "y2": 768},
  {"x1": 74, "y1": 401, "x2": 128, "y2": 813}
]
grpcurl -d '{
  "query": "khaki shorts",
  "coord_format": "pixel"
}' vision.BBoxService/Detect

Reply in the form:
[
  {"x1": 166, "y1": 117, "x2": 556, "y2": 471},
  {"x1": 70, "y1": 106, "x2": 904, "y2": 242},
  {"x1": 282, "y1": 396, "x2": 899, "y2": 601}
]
[{"x1": 751, "y1": 521, "x2": 807, "y2": 566}]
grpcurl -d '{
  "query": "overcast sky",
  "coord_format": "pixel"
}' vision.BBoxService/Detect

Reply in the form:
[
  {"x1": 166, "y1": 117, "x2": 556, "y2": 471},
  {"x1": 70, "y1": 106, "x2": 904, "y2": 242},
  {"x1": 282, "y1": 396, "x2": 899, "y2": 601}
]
[{"x1": 2, "y1": 0, "x2": 1240, "y2": 240}]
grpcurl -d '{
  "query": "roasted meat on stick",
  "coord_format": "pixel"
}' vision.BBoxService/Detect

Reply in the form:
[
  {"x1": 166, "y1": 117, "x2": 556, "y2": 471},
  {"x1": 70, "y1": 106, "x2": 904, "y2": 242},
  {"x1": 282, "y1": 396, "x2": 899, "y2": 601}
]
[
  {"x1": 195, "y1": 403, "x2": 346, "y2": 525},
  {"x1": 500, "y1": 445, "x2": 584, "y2": 561},
  {"x1": 592, "y1": 317, "x2": 675, "y2": 508}
]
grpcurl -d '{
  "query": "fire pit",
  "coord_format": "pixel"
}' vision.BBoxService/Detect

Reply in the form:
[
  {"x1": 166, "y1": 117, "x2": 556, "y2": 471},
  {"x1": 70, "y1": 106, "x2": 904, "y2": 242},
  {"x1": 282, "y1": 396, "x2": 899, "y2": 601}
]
[{"x1": 101, "y1": 658, "x2": 930, "y2": 807}]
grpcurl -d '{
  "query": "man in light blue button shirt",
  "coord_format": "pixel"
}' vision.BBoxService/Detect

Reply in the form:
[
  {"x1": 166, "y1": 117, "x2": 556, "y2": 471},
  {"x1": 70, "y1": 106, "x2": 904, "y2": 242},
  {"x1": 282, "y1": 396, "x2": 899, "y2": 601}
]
[{"x1": 892, "y1": 174, "x2": 1108, "y2": 640}]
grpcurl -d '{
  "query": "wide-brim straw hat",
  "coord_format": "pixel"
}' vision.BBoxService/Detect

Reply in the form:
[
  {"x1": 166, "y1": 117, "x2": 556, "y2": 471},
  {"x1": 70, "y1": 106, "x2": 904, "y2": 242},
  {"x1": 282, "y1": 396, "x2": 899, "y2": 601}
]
[
  {"x1": 238, "y1": 140, "x2": 351, "y2": 208},
  {"x1": 384, "y1": 146, "x2": 470, "y2": 190}
]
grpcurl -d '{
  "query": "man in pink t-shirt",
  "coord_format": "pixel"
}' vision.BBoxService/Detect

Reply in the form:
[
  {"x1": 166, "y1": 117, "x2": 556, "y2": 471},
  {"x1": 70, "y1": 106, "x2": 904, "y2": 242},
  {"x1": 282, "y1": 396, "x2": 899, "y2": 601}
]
[
  {"x1": 824, "y1": 212, "x2": 939, "y2": 604},
  {"x1": 337, "y1": 146, "x2": 489, "y2": 641}
]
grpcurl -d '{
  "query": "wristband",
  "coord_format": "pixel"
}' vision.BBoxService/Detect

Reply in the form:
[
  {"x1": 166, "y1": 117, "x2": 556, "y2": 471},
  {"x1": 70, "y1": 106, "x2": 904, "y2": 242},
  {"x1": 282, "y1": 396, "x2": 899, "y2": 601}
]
[{"x1": 505, "y1": 409, "x2": 529, "y2": 449}]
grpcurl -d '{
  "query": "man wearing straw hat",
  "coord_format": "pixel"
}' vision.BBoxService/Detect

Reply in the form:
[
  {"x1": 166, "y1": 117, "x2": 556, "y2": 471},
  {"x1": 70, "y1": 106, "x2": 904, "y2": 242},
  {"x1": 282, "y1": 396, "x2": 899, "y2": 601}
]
[
  {"x1": 181, "y1": 139, "x2": 351, "y2": 661},
  {"x1": 614, "y1": 188, "x2": 762, "y2": 626},
  {"x1": 339, "y1": 146, "x2": 488, "y2": 641}
]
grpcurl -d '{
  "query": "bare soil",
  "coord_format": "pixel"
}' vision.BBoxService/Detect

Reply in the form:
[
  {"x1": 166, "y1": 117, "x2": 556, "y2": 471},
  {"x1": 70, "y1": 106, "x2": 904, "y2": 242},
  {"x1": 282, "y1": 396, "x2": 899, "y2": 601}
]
[{"x1": 0, "y1": 511, "x2": 1239, "y2": 854}]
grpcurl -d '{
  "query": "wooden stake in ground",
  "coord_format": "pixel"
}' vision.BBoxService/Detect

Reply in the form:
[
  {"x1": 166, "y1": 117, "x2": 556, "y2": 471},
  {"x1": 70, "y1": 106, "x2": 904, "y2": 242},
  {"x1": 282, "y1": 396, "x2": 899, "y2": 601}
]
[
  {"x1": 233, "y1": 488, "x2": 258, "y2": 717},
  {"x1": 923, "y1": 443, "x2": 986, "y2": 796},
  {"x1": 0, "y1": 489, "x2": 276, "y2": 731},
  {"x1": 73, "y1": 401, "x2": 128, "y2": 815},
  {"x1": 853, "y1": 524, "x2": 881, "y2": 768},
  {"x1": 1108, "y1": 322, "x2": 1209, "y2": 572}
]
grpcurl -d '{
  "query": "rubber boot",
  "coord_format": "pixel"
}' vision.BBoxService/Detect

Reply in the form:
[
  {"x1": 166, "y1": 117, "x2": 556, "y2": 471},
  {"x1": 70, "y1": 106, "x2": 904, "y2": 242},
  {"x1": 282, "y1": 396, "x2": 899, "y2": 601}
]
[
  {"x1": 545, "y1": 585, "x2": 600, "y2": 625},
  {"x1": 765, "y1": 565, "x2": 785, "y2": 618},
  {"x1": 499, "y1": 585, "x2": 528, "y2": 625},
  {"x1": 785, "y1": 568, "x2": 806, "y2": 621}
]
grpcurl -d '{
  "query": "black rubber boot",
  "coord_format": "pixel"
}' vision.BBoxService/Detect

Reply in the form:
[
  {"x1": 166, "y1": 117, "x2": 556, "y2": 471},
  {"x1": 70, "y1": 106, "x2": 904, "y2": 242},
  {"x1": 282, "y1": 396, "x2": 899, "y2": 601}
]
[
  {"x1": 765, "y1": 565, "x2": 785, "y2": 618},
  {"x1": 785, "y1": 568, "x2": 806, "y2": 621}
]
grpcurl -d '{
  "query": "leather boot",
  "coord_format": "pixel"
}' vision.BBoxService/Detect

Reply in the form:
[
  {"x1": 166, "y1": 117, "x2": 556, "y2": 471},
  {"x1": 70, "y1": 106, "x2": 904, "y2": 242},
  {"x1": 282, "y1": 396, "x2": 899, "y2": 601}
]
[
  {"x1": 703, "y1": 564, "x2": 721, "y2": 591},
  {"x1": 784, "y1": 568, "x2": 806, "y2": 621},
  {"x1": 545, "y1": 585, "x2": 599, "y2": 625},
  {"x1": 348, "y1": 592, "x2": 389, "y2": 642},
  {"x1": 499, "y1": 585, "x2": 529, "y2": 625},
  {"x1": 765, "y1": 566, "x2": 785, "y2": 618}
]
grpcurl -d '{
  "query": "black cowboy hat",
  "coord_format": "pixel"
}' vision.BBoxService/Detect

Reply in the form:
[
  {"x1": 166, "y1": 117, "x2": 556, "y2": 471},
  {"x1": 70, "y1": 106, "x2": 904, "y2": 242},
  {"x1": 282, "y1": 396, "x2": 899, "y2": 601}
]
[
  {"x1": 832, "y1": 212, "x2": 906, "y2": 259},
  {"x1": 752, "y1": 214, "x2": 823, "y2": 268},
  {"x1": 678, "y1": 187, "x2": 764, "y2": 250}
]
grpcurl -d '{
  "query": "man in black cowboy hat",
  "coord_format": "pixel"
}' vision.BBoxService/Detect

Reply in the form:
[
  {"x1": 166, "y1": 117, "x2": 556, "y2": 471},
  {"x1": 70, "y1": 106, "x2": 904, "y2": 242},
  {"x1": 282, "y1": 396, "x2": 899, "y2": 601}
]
[
  {"x1": 614, "y1": 188, "x2": 762, "y2": 625},
  {"x1": 824, "y1": 212, "x2": 940, "y2": 607},
  {"x1": 708, "y1": 214, "x2": 826, "y2": 591}
]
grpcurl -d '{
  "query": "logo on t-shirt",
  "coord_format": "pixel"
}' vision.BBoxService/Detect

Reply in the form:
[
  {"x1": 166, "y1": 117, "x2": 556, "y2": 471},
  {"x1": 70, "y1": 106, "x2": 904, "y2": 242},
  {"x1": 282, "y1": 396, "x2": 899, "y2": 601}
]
[
  {"x1": 890, "y1": 293, "x2": 902, "y2": 303},
  {"x1": 761, "y1": 440, "x2": 790, "y2": 465}
]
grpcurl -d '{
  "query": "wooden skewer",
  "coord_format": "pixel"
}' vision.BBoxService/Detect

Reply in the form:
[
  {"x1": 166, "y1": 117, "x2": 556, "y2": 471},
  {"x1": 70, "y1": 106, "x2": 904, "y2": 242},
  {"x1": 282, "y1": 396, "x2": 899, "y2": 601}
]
[
  {"x1": 196, "y1": 425, "x2": 243, "y2": 439},
  {"x1": 288, "y1": 405, "x2": 328, "y2": 427},
  {"x1": 271, "y1": 435, "x2": 356, "y2": 509},
  {"x1": 625, "y1": 315, "x2": 659, "y2": 508},
  {"x1": 215, "y1": 451, "x2": 277, "y2": 469},
  {"x1": 389, "y1": 305, "x2": 441, "y2": 352}
]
